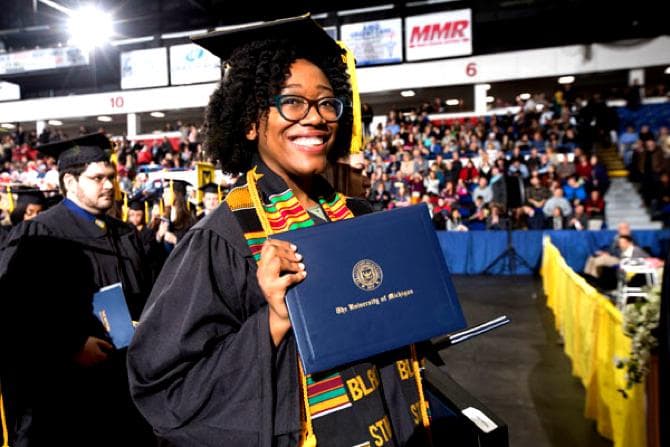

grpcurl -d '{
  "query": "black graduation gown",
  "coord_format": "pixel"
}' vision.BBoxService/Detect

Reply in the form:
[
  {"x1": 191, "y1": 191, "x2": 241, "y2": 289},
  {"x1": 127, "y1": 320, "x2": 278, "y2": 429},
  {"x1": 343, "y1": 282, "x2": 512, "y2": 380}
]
[
  {"x1": 137, "y1": 225, "x2": 166, "y2": 280},
  {"x1": 0, "y1": 201, "x2": 155, "y2": 447},
  {"x1": 128, "y1": 198, "x2": 425, "y2": 447}
]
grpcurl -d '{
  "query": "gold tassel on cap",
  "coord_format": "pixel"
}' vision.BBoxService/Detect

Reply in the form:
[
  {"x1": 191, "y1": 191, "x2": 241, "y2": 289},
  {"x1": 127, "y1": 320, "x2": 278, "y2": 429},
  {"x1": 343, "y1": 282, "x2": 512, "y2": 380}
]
[
  {"x1": 122, "y1": 192, "x2": 129, "y2": 222},
  {"x1": 337, "y1": 42, "x2": 362, "y2": 155},
  {"x1": 5, "y1": 185, "x2": 14, "y2": 213}
]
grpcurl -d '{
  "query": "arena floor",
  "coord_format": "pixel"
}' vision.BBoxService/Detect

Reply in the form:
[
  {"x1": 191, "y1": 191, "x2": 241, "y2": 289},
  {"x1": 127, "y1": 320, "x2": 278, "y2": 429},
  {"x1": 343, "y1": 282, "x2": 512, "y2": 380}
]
[{"x1": 441, "y1": 276, "x2": 612, "y2": 447}]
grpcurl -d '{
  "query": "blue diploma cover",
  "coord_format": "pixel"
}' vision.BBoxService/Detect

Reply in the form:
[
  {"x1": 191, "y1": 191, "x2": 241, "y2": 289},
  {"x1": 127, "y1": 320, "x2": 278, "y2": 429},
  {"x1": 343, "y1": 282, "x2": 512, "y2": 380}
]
[
  {"x1": 92, "y1": 282, "x2": 135, "y2": 349},
  {"x1": 274, "y1": 204, "x2": 466, "y2": 374}
]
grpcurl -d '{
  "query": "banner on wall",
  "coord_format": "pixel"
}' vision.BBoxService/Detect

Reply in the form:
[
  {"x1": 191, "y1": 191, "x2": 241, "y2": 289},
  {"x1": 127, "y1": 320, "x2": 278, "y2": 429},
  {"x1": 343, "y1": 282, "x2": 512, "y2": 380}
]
[
  {"x1": 405, "y1": 9, "x2": 472, "y2": 61},
  {"x1": 121, "y1": 47, "x2": 169, "y2": 90},
  {"x1": 170, "y1": 43, "x2": 220, "y2": 85},
  {"x1": 340, "y1": 18, "x2": 402, "y2": 66},
  {"x1": 0, "y1": 46, "x2": 89, "y2": 75}
]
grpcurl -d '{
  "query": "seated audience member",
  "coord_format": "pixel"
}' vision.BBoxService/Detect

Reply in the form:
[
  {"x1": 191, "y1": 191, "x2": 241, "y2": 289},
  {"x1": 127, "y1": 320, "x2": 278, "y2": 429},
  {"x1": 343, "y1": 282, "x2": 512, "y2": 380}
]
[
  {"x1": 471, "y1": 176, "x2": 492, "y2": 204},
  {"x1": 555, "y1": 156, "x2": 576, "y2": 179},
  {"x1": 526, "y1": 147, "x2": 542, "y2": 172},
  {"x1": 583, "y1": 222, "x2": 632, "y2": 278},
  {"x1": 393, "y1": 183, "x2": 411, "y2": 208},
  {"x1": 399, "y1": 151, "x2": 414, "y2": 179},
  {"x1": 585, "y1": 189, "x2": 605, "y2": 218},
  {"x1": 367, "y1": 182, "x2": 391, "y2": 211},
  {"x1": 486, "y1": 203, "x2": 509, "y2": 230},
  {"x1": 526, "y1": 175, "x2": 549, "y2": 210},
  {"x1": 423, "y1": 170, "x2": 440, "y2": 195},
  {"x1": 489, "y1": 166, "x2": 507, "y2": 210},
  {"x1": 563, "y1": 176, "x2": 587, "y2": 203},
  {"x1": 469, "y1": 196, "x2": 489, "y2": 225},
  {"x1": 507, "y1": 159, "x2": 529, "y2": 179},
  {"x1": 519, "y1": 205, "x2": 545, "y2": 230},
  {"x1": 546, "y1": 206, "x2": 568, "y2": 230},
  {"x1": 574, "y1": 154, "x2": 592, "y2": 181},
  {"x1": 567, "y1": 204, "x2": 588, "y2": 230},
  {"x1": 459, "y1": 158, "x2": 479, "y2": 184},
  {"x1": 447, "y1": 208, "x2": 469, "y2": 231},
  {"x1": 543, "y1": 187, "x2": 572, "y2": 217}
]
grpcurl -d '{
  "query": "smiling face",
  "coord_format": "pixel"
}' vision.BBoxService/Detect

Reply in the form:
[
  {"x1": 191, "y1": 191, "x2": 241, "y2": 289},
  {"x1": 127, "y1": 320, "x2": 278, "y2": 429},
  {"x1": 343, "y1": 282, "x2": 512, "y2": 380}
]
[{"x1": 251, "y1": 58, "x2": 339, "y2": 181}]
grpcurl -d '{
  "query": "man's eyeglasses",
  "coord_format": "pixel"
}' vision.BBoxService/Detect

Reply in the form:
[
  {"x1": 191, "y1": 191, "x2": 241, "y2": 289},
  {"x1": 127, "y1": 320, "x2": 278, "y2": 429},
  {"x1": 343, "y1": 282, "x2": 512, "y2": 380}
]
[
  {"x1": 80, "y1": 174, "x2": 116, "y2": 185},
  {"x1": 271, "y1": 95, "x2": 345, "y2": 123}
]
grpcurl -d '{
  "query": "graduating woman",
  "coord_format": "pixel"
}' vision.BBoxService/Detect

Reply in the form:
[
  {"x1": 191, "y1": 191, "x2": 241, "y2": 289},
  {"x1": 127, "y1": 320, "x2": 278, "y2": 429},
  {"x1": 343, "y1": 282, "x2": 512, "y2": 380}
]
[{"x1": 128, "y1": 15, "x2": 430, "y2": 447}]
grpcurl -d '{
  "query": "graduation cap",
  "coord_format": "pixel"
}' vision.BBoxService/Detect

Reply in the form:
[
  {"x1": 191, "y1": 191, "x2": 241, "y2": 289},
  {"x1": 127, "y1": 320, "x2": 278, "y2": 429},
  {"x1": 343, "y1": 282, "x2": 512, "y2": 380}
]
[
  {"x1": 191, "y1": 14, "x2": 341, "y2": 63},
  {"x1": 198, "y1": 182, "x2": 219, "y2": 195},
  {"x1": 191, "y1": 14, "x2": 363, "y2": 154},
  {"x1": 14, "y1": 188, "x2": 46, "y2": 208},
  {"x1": 37, "y1": 133, "x2": 111, "y2": 171},
  {"x1": 170, "y1": 179, "x2": 191, "y2": 196}
]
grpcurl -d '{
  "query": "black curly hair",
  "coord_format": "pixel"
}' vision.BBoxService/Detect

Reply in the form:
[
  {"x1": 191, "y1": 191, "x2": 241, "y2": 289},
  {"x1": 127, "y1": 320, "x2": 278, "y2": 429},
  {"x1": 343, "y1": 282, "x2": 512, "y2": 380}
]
[{"x1": 203, "y1": 39, "x2": 353, "y2": 174}]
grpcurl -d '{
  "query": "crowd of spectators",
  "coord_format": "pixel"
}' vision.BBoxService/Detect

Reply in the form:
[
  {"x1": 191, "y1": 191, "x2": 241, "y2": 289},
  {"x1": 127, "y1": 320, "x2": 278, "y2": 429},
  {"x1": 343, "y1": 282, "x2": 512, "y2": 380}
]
[
  {"x1": 618, "y1": 123, "x2": 670, "y2": 225},
  {"x1": 361, "y1": 92, "x2": 614, "y2": 231},
  {"x1": 2, "y1": 90, "x2": 669, "y2": 232}
]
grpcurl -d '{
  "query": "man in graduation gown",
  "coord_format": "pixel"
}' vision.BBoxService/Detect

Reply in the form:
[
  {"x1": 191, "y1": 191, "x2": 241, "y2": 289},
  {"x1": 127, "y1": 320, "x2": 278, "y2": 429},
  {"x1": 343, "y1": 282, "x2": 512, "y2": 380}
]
[
  {"x1": 128, "y1": 195, "x2": 166, "y2": 278},
  {"x1": 0, "y1": 133, "x2": 155, "y2": 446}
]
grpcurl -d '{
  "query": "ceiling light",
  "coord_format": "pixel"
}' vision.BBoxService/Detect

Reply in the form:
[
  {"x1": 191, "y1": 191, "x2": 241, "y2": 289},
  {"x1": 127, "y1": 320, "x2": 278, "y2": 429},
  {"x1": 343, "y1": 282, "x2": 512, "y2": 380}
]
[
  {"x1": 110, "y1": 36, "x2": 155, "y2": 46},
  {"x1": 519, "y1": 93, "x2": 531, "y2": 100},
  {"x1": 67, "y1": 5, "x2": 114, "y2": 51},
  {"x1": 665, "y1": 66, "x2": 670, "y2": 74},
  {"x1": 160, "y1": 29, "x2": 208, "y2": 40},
  {"x1": 482, "y1": 83, "x2": 491, "y2": 90},
  {"x1": 558, "y1": 76, "x2": 575, "y2": 84},
  {"x1": 486, "y1": 96, "x2": 495, "y2": 103},
  {"x1": 1, "y1": 123, "x2": 15, "y2": 129},
  {"x1": 97, "y1": 116, "x2": 112, "y2": 122},
  {"x1": 400, "y1": 90, "x2": 416, "y2": 97},
  {"x1": 48, "y1": 119, "x2": 63, "y2": 126},
  {"x1": 445, "y1": 99, "x2": 460, "y2": 106},
  {"x1": 150, "y1": 111, "x2": 165, "y2": 118}
]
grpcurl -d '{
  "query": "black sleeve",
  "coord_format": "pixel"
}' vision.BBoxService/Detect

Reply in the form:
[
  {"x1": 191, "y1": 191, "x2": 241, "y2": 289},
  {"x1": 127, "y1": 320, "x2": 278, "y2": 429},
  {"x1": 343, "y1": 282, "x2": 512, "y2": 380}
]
[
  {"x1": 346, "y1": 197, "x2": 374, "y2": 216},
  {"x1": 0, "y1": 223, "x2": 100, "y2": 362},
  {"x1": 127, "y1": 228, "x2": 277, "y2": 446}
]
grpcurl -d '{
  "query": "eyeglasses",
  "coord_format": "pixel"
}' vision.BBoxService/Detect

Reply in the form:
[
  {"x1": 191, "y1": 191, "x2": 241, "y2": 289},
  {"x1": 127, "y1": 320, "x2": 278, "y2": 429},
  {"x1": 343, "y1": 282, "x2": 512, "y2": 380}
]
[
  {"x1": 80, "y1": 174, "x2": 116, "y2": 185},
  {"x1": 271, "y1": 95, "x2": 345, "y2": 123}
]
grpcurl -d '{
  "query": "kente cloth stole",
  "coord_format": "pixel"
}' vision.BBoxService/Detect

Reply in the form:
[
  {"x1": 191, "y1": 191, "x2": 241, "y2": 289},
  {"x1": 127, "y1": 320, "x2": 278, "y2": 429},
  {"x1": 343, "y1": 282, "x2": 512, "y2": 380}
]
[{"x1": 225, "y1": 165, "x2": 430, "y2": 446}]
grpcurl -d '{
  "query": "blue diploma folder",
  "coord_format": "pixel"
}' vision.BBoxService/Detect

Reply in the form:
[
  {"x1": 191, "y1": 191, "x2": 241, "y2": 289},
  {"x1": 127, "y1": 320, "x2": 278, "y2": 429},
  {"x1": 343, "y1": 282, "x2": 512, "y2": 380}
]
[
  {"x1": 274, "y1": 203, "x2": 466, "y2": 374},
  {"x1": 92, "y1": 283, "x2": 135, "y2": 349}
]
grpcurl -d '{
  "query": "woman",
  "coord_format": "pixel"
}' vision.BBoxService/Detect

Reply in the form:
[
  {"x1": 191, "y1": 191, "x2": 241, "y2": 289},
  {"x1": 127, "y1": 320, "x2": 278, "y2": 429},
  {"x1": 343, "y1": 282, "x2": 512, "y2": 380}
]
[
  {"x1": 155, "y1": 179, "x2": 196, "y2": 252},
  {"x1": 128, "y1": 16, "x2": 430, "y2": 447}
]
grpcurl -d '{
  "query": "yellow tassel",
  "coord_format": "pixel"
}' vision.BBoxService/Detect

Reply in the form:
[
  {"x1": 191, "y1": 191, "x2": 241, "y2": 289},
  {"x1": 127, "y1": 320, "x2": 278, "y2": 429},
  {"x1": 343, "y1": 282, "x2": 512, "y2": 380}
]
[
  {"x1": 337, "y1": 42, "x2": 362, "y2": 154},
  {"x1": 122, "y1": 192, "x2": 129, "y2": 222},
  {"x1": 410, "y1": 345, "x2": 432, "y2": 445},
  {"x1": 298, "y1": 361, "x2": 317, "y2": 447},
  {"x1": 1, "y1": 392, "x2": 9, "y2": 447},
  {"x1": 144, "y1": 200, "x2": 150, "y2": 224},
  {"x1": 5, "y1": 185, "x2": 14, "y2": 213}
]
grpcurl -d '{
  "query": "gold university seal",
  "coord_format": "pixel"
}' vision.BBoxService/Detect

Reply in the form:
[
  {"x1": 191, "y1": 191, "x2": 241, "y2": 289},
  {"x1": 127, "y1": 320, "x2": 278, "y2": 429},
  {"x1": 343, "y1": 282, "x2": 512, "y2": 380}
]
[{"x1": 352, "y1": 259, "x2": 383, "y2": 291}]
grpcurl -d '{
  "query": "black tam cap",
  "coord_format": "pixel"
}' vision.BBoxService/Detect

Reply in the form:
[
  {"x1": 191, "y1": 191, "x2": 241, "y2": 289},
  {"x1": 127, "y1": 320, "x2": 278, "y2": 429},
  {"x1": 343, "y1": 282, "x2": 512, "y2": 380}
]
[
  {"x1": 199, "y1": 182, "x2": 219, "y2": 194},
  {"x1": 170, "y1": 179, "x2": 191, "y2": 195},
  {"x1": 37, "y1": 133, "x2": 111, "y2": 171},
  {"x1": 128, "y1": 199, "x2": 145, "y2": 211},
  {"x1": 191, "y1": 14, "x2": 340, "y2": 63},
  {"x1": 15, "y1": 188, "x2": 46, "y2": 207}
]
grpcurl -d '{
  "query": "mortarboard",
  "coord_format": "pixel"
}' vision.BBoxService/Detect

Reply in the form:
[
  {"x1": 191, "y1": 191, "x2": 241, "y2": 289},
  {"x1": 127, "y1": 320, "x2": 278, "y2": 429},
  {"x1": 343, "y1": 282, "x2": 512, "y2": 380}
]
[
  {"x1": 191, "y1": 14, "x2": 363, "y2": 154},
  {"x1": 14, "y1": 188, "x2": 46, "y2": 208},
  {"x1": 191, "y1": 14, "x2": 341, "y2": 63},
  {"x1": 37, "y1": 133, "x2": 111, "y2": 171},
  {"x1": 170, "y1": 179, "x2": 191, "y2": 196},
  {"x1": 198, "y1": 182, "x2": 219, "y2": 195},
  {"x1": 128, "y1": 198, "x2": 145, "y2": 211}
]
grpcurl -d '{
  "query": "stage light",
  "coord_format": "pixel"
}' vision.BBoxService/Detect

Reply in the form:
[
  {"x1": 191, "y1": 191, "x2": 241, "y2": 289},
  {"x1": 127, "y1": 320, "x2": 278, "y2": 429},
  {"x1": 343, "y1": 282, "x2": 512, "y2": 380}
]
[
  {"x1": 445, "y1": 99, "x2": 460, "y2": 106},
  {"x1": 150, "y1": 111, "x2": 165, "y2": 118},
  {"x1": 48, "y1": 120, "x2": 63, "y2": 126},
  {"x1": 97, "y1": 116, "x2": 112, "y2": 122},
  {"x1": 1, "y1": 123, "x2": 15, "y2": 129},
  {"x1": 665, "y1": 66, "x2": 670, "y2": 74},
  {"x1": 558, "y1": 76, "x2": 575, "y2": 84},
  {"x1": 67, "y1": 5, "x2": 114, "y2": 50},
  {"x1": 482, "y1": 83, "x2": 491, "y2": 90},
  {"x1": 519, "y1": 93, "x2": 531, "y2": 100},
  {"x1": 400, "y1": 90, "x2": 416, "y2": 97},
  {"x1": 486, "y1": 96, "x2": 495, "y2": 103}
]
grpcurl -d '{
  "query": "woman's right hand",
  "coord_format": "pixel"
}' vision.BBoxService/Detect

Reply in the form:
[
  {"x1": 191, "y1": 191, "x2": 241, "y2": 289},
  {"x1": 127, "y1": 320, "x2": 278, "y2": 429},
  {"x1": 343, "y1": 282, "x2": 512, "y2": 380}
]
[{"x1": 256, "y1": 239, "x2": 306, "y2": 346}]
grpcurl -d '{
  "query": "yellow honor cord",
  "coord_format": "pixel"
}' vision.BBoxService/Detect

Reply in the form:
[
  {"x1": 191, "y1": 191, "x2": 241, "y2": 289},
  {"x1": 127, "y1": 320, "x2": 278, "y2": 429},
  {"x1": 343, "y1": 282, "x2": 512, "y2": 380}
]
[
  {"x1": 337, "y1": 42, "x2": 362, "y2": 155},
  {"x1": 247, "y1": 167, "x2": 316, "y2": 446},
  {"x1": 410, "y1": 344, "x2": 432, "y2": 443},
  {"x1": 1, "y1": 392, "x2": 8, "y2": 447}
]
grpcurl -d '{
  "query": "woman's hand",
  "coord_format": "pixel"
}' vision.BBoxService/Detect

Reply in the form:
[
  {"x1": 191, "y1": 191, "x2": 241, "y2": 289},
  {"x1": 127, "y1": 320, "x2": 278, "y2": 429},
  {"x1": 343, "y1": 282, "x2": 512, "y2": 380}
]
[{"x1": 256, "y1": 239, "x2": 306, "y2": 346}]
